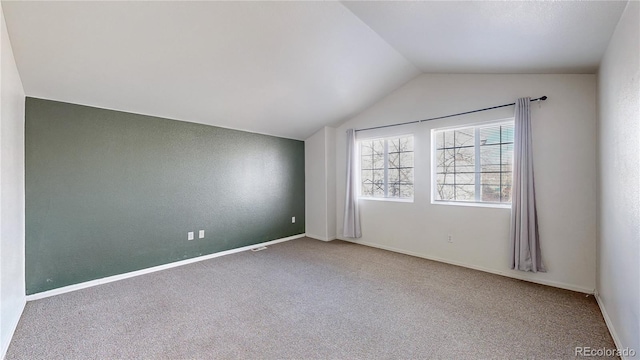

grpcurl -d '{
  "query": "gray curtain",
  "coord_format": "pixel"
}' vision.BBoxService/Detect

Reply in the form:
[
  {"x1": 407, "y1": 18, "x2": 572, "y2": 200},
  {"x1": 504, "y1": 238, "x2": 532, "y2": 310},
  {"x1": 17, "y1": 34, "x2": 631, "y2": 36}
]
[
  {"x1": 343, "y1": 129, "x2": 362, "y2": 238},
  {"x1": 510, "y1": 97, "x2": 545, "y2": 272}
]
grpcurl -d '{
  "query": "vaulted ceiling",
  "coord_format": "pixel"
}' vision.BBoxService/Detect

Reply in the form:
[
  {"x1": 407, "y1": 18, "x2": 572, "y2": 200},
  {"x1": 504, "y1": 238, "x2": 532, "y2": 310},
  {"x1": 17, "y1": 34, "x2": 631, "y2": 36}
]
[
  {"x1": 1, "y1": 1, "x2": 627, "y2": 140},
  {"x1": 343, "y1": 1, "x2": 627, "y2": 74}
]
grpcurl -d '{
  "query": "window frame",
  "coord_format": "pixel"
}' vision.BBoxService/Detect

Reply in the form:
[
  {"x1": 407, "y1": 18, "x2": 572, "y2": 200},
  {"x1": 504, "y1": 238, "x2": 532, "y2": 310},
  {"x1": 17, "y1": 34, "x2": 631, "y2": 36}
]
[
  {"x1": 430, "y1": 119, "x2": 514, "y2": 209},
  {"x1": 358, "y1": 134, "x2": 415, "y2": 203}
]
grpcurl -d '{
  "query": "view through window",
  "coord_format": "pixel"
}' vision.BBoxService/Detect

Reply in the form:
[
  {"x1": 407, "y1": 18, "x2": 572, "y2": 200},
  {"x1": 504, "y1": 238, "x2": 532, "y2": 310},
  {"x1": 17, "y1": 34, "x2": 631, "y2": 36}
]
[
  {"x1": 360, "y1": 135, "x2": 414, "y2": 200},
  {"x1": 433, "y1": 121, "x2": 514, "y2": 204}
]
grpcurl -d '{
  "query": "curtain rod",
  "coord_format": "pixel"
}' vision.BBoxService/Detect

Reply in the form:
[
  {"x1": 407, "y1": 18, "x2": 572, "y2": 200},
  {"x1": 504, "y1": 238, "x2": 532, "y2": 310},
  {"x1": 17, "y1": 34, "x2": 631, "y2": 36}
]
[{"x1": 354, "y1": 96, "x2": 548, "y2": 133}]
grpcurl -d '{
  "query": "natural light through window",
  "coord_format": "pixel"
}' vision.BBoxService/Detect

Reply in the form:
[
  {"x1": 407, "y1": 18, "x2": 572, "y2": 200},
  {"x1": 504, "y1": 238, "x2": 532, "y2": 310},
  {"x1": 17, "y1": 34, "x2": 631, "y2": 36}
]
[
  {"x1": 359, "y1": 135, "x2": 414, "y2": 200},
  {"x1": 432, "y1": 121, "x2": 513, "y2": 205}
]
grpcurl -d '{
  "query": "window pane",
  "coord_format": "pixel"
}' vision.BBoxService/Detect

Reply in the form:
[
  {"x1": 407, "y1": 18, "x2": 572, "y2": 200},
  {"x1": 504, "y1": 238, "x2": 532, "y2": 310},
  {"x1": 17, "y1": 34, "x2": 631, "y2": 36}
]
[
  {"x1": 481, "y1": 172, "x2": 500, "y2": 185},
  {"x1": 480, "y1": 144, "x2": 500, "y2": 172},
  {"x1": 433, "y1": 122, "x2": 513, "y2": 204},
  {"x1": 373, "y1": 152, "x2": 384, "y2": 169},
  {"x1": 400, "y1": 136, "x2": 414, "y2": 152},
  {"x1": 455, "y1": 147, "x2": 475, "y2": 173},
  {"x1": 454, "y1": 128, "x2": 474, "y2": 147},
  {"x1": 361, "y1": 160, "x2": 373, "y2": 197},
  {"x1": 361, "y1": 155, "x2": 373, "y2": 170},
  {"x1": 389, "y1": 138, "x2": 400, "y2": 153},
  {"x1": 389, "y1": 181, "x2": 400, "y2": 197},
  {"x1": 436, "y1": 173, "x2": 452, "y2": 186},
  {"x1": 502, "y1": 188, "x2": 513, "y2": 202},
  {"x1": 436, "y1": 184, "x2": 455, "y2": 201},
  {"x1": 455, "y1": 172, "x2": 475, "y2": 186},
  {"x1": 480, "y1": 125, "x2": 501, "y2": 145},
  {"x1": 373, "y1": 179, "x2": 385, "y2": 197},
  {"x1": 361, "y1": 168, "x2": 373, "y2": 180},
  {"x1": 455, "y1": 185, "x2": 475, "y2": 201},
  {"x1": 481, "y1": 184, "x2": 501, "y2": 202},
  {"x1": 501, "y1": 172, "x2": 513, "y2": 189},
  {"x1": 502, "y1": 124, "x2": 514, "y2": 143},
  {"x1": 361, "y1": 182, "x2": 373, "y2": 196},
  {"x1": 435, "y1": 132, "x2": 445, "y2": 150},
  {"x1": 389, "y1": 169, "x2": 399, "y2": 183},
  {"x1": 360, "y1": 135, "x2": 415, "y2": 200},
  {"x1": 444, "y1": 130, "x2": 455, "y2": 148},
  {"x1": 400, "y1": 183, "x2": 413, "y2": 198},
  {"x1": 481, "y1": 164, "x2": 501, "y2": 172},
  {"x1": 388, "y1": 152, "x2": 399, "y2": 169},
  {"x1": 437, "y1": 149, "x2": 455, "y2": 174},
  {"x1": 501, "y1": 142, "x2": 514, "y2": 203},
  {"x1": 400, "y1": 151, "x2": 413, "y2": 168},
  {"x1": 372, "y1": 139, "x2": 384, "y2": 170},
  {"x1": 361, "y1": 140, "x2": 373, "y2": 156},
  {"x1": 400, "y1": 168, "x2": 413, "y2": 184},
  {"x1": 372, "y1": 169, "x2": 384, "y2": 183},
  {"x1": 501, "y1": 166, "x2": 513, "y2": 203},
  {"x1": 502, "y1": 143, "x2": 513, "y2": 165},
  {"x1": 435, "y1": 150, "x2": 444, "y2": 172},
  {"x1": 372, "y1": 139, "x2": 384, "y2": 152}
]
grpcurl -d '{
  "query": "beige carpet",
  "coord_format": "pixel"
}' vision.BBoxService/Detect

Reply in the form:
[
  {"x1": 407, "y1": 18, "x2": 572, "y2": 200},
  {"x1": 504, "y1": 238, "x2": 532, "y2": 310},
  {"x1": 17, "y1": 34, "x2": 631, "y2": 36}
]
[{"x1": 7, "y1": 238, "x2": 616, "y2": 359}]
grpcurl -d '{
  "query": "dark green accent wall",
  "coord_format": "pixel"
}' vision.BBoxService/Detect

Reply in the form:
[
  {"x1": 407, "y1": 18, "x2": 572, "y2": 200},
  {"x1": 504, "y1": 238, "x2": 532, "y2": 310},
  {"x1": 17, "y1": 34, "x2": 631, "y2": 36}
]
[{"x1": 25, "y1": 98, "x2": 305, "y2": 294}]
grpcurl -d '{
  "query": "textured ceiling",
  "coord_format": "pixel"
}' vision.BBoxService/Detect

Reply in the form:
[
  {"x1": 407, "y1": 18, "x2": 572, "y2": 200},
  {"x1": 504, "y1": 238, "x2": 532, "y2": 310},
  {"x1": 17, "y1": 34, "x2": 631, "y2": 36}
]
[
  {"x1": 1, "y1": 1, "x2": 627, "y2": 139},
  {"x1": 1, "y1": 1, "x2": 419, "y2": 140},
  {"x1": 343, "y1": 1, "x2": 628, "y2": 74}
]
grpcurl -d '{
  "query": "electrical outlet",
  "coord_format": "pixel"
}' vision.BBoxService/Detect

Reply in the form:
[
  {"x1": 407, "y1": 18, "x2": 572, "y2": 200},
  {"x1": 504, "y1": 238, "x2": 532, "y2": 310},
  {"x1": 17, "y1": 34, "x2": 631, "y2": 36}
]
[
  {"x1": 188, "y1": 232, "x2": 194, "y2": 241},
  {"x1": 199, "y1": 230, "x2": 205, "y2": 239},
  {"x1": 292, "y1": 216, "x2": 296, "y2": 223},
  {"x1": 447, "y1": 234, "x2": 453, "y2": 243}
]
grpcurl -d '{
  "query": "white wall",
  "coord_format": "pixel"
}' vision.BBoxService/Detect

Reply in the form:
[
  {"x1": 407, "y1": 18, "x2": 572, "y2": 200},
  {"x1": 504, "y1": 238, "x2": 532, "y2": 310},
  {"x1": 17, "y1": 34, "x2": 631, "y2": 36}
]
[
  {"x1": 0, "y1": 3, "x2": 26, "y2": 358},
  {"x1": 335, "y1": 74, "x2": 597, "y2": 293},
  {"x1": 305, "y1": 128, "x2": 328, "y2": 240},
  {"x1": 305, "y1": 127, "x2": 336, "y2": 241},
  {"x1": 325, "y1": 127, "x2": 336, "y2": 240},
  {"x1": 597, "y1": 0, "x2": 640, "y2": 356}
]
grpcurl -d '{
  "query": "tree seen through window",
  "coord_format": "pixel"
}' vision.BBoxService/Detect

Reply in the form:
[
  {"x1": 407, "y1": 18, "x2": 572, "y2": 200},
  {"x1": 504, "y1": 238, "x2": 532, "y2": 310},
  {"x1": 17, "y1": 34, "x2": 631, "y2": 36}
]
[{"x1": 360, "y1": 136, "x2": 413, "y2": 199}]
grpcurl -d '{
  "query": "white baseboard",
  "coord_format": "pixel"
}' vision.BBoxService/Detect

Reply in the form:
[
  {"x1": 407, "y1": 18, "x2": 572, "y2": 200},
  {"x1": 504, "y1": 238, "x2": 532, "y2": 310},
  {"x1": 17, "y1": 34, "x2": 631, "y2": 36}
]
[
  {"x1": 594, "y1": 291, "x2": 629, "y2": 359},
  {"x1": 306, "y1": 233, "x2": 336, "y2": 242},
  {"x1": 1, "y1": 298, "x2": 26, "y2": 360},
  {"x1": 26, "y1": 233, "x2": 305, "y2": 301},
  {"x1": 340, "y1": 238, "x2": 595, "y2": 294}
]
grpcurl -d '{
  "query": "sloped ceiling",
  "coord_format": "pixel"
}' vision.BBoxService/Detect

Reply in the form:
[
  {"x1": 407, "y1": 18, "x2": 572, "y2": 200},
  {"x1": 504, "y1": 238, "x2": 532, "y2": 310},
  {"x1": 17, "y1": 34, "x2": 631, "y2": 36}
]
[
  {"x1": 1, "y1": 1, "x2": 627, "y2": 140},
  {"x1": 1, "y1": 1, "x2": 419, "y2": 140},
  {"x1": 343, "y1": 1, "x2": 628, "y2": 74}
]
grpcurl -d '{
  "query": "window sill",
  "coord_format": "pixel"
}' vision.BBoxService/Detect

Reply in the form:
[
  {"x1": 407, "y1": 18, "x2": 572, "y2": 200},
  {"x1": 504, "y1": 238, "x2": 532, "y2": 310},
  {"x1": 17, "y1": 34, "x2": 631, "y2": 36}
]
[
  {"x1": 359, "y1": 197, "x2": 414, "y2": 203},
  {"x1": 431, "y1": 200, "x2": 510, "y2": 209}
]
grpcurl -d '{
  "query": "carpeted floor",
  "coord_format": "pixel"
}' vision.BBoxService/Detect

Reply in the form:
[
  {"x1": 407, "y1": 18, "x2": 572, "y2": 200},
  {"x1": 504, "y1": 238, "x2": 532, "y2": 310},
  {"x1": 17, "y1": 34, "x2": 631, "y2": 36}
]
[{"x1": 7, "y1": 237, "x2": 616, "y2": 359}]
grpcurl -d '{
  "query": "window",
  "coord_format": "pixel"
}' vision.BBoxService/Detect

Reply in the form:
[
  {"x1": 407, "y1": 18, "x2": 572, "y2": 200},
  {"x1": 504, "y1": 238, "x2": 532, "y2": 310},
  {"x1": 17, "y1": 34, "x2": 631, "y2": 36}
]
[
  {"x1": 360, "y1": 135, "x2": 414, "y2": 200},
  {"x1": 432, "y1": 121, "x2": 513, "y2": 205}
]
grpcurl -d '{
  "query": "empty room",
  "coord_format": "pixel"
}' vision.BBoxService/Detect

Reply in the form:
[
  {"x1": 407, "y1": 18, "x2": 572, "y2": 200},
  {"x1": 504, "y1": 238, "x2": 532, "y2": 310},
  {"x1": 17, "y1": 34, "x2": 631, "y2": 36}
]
[{"x1": 1, "y1": 1, "x2": 638, "y2": 359}]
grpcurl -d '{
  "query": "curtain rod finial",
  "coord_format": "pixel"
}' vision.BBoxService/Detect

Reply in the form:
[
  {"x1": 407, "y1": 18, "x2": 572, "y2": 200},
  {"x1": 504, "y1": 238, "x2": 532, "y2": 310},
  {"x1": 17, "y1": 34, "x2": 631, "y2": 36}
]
[{"x1": 540, "y1": 96, "x2": 548, "y2": 101}]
